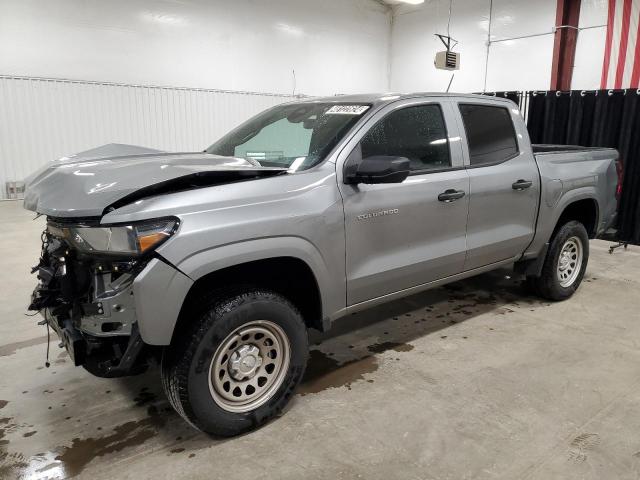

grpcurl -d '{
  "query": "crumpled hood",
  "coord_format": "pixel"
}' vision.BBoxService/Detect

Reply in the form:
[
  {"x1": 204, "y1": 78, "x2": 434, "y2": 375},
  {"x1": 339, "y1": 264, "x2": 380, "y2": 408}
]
[{"x1": 23, "y1": 144, "x2": 286, "y2": 218}]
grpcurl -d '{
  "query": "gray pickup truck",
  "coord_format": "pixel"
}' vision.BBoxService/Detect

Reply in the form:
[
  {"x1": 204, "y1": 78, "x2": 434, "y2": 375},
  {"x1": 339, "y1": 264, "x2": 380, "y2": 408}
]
[{"x1": 24, "y1": 93, "x2": 620, "y2": 436}]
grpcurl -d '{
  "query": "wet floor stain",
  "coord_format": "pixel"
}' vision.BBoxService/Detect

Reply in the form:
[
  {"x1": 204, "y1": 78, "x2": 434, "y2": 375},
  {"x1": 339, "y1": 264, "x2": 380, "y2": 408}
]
[
  {"x1": 0, "y1": 451, "x2": 28, "y2": 479},
  {"x1": 0, "y1": 416, "x2": 17, "y2": 447},
  {"x1": 0, "y1": 336, "x2": 48, "y2": 357},
  {"x1": 0, "y1": 268, "x2": 553, "y2": 477},
  {"x1": 367, "y1": 341, "x2": 414, "y2": 354},
  {"x1": 0, "y1": 377, "x2": 185, "y2": 479},
  {"x1": 33, "y1": 459, "x2": 61, "y2": 477},
  {"x1": 0, "y1": 412, "x2": 27, "y2": 478},
  {"x1": 134, "y1": 387, "x2": 159, "y2": 407},
  {"x1": 296, "y1": 274, "x2": 541, "y2": 396},
  {"x1": 296, "y1": 270, "x2": 549, "y2": 397},
  {"x1": 51, "y1": 406, "x2": 169, "y2": 477},
  {"x1": 298, "y1": 350, "x2": 379, "y2": 395}
]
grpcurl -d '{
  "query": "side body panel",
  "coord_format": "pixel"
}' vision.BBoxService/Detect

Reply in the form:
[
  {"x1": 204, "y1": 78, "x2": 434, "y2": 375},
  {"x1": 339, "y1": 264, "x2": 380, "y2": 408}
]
[
  {"x1": 98, "y1": 94, "x2": 618, "y2": 345},
  {"x1": 523, "y1": 148, "x2": 619, "y2": 259},
  {"x1": 342, "y1": 169, "x2": 469, "y2": 305},
  {"x1": 451, "y1": 99, "x2": 541, "y2": 269},
  {"x1": 336, "y1": 98, "x2": 470, "y2": 306},
  {"x1": 103, "y1": 162, "x2": 346, "y2": 344},
  {"x1": 133, "y1": 258, "x2": 193, "y2": 345}
]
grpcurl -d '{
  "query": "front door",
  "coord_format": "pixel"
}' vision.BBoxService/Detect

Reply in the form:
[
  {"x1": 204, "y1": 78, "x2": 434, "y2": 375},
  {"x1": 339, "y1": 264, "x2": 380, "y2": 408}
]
[{"x1": 338, "y1": 100, "x2": 470, "y2": 306}]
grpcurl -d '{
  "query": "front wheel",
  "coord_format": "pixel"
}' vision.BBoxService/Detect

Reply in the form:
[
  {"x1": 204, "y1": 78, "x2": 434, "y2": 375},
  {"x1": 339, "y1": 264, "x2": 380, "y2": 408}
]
[
  {"x1": 161, "y1": 289, "x2": 308, "y2": 436},
  {"x1": 527, "y1": 220, "x2": 589, "y2": 301}
]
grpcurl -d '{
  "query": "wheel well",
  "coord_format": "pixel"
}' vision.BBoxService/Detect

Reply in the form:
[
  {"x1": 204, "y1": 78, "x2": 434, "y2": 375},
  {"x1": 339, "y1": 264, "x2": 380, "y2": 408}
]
[
  {"x1": 556, "y1": 198, "x2": 599, "y2": 238},
  {"x1": 176, "y1": 257, "x2": 323, "y2": 337}
]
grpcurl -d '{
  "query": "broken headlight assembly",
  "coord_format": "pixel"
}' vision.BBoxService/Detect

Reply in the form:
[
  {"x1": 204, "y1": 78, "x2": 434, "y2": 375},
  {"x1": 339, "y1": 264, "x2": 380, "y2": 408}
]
[{"x1": 51, "y1": 217, "x2": 179, "y2": 257}]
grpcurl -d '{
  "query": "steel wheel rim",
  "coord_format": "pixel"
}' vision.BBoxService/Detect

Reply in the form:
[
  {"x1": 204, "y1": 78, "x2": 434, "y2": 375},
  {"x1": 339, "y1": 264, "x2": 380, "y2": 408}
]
[
  {"x1": 208, "y1": 320, "x2": 291, "y2": 413},
  {"x1": 557, "y1": 236, "x2": 583, "y2": 287}
]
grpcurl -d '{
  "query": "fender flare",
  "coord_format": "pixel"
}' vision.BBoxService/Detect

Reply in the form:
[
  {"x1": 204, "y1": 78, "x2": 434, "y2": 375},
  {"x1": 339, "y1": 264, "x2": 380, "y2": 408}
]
[
  {"x1": 137, "y1": 237, "x2": 340, "y2": 346},
  {"x1": 551, "y1": 190, "x2": 600, "y2": 236},
  {"x1": 524, "y1": 188, "x2": 600, "y2": 261},
  {"x1": 174, "y1": 237, "x2": 340, "y2": 335},
  {"x1": 178, "y1": 236, "x2": 332, "y2": 287}
]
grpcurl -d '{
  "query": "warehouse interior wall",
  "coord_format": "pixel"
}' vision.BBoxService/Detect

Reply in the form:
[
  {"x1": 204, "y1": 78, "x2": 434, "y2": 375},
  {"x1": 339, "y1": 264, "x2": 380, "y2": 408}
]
[
  {"x1": 0, "y1": 0, "x2": 391, "y2": 97},
  {"x1": 0, "y1": 0, "x2": 391, "y2": 198},
  {"x1": 0, "y1": 0, "x2": 612, "y2": 99},
  {"x1": 0, "y1": 0, "x2": 622, "y2": 199},
  {"x1": 389, "y1": 0, "x2": 609, "y2": 93},
  {"x1": 0, "y1": 78, "x2": 297, "y2": 199}
]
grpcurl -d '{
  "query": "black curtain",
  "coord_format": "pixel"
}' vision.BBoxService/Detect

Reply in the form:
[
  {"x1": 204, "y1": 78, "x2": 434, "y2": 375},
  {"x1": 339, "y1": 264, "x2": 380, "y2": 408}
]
[
  {"x1": 477, "y1": 91, "x2": 522, "y2": 105},
  {"x1": 526, "y1": 90, "x2": 640, "y2": 244}
]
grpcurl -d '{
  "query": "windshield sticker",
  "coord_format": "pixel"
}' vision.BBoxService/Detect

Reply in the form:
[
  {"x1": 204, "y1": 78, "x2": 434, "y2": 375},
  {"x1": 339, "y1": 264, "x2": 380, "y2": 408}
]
[
  {"x1": 325, "y1": 105, "x2": 370, "y2": 115},
  {"x1": 245, "y1": 151, "x2": 284, "y2": 161}
]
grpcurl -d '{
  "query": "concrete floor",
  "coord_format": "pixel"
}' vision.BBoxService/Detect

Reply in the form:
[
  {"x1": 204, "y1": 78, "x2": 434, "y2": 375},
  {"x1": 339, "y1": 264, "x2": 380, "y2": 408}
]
[{"x1": 1, "y1": 200, "x2": 639, "y2": 480}]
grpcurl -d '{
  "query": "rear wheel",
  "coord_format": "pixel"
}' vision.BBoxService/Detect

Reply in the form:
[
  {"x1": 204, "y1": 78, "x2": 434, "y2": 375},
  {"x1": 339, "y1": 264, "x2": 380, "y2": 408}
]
[
  {"x1": 527, "y1": 220, "x2": 589, "y2": 301},
  {"x1": 161, "y1": 288, "x2": 308, "y2": 436}
]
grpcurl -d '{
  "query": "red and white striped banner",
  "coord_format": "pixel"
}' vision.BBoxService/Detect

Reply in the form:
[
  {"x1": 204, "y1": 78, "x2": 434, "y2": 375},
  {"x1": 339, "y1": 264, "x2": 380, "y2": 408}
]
[{"x1": 601, "y1": 0, "x2": 640, "y2": 89}]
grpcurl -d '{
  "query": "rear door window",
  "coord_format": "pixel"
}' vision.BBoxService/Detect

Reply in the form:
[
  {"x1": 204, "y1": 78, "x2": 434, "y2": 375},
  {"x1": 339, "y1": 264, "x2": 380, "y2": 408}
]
[{"x1": 458, "y1": 104, "x2": 518, "y2": 166}]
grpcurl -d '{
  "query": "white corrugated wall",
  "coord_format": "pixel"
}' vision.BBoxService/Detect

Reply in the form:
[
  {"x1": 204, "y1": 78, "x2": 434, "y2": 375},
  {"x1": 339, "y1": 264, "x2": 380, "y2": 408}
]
[{"x1": 0, "y1": 76, "x2": 298, "y2": 200}]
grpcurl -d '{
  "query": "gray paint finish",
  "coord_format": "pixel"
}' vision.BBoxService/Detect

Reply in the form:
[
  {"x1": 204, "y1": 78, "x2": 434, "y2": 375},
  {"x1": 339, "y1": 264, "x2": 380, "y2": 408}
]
[
  {"x1": 338, "y1": 98, "x2": 470, "y2": 305},
  {"x1": 452, "y1": 98, "x2": 541, "y2": 270},
  {"x1": 6, "y1": 199, "x2": 640, "y2": 480},
  {"x1": 132, "y1": 258, "x2": 193, "y2": 346},
  {"x1": 23, "y1": 93, "x2": 619, "y2": 345},
  {"x1": 524, "y1": 148, "x2": 619, "y2": 258},
  {"x1": 23, "y1": 143, "x2": 285, "y2": 217}
]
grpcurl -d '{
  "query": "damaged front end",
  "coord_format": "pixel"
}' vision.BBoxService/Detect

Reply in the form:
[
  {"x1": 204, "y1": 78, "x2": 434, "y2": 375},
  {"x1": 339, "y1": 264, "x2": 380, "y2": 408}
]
[{"x1": 28, "y1": 217, "x2": 178, "y2": 377}]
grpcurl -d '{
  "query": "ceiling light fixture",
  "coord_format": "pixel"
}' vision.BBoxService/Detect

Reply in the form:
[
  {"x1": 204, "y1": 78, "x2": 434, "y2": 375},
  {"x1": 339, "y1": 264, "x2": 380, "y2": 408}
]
[
  {"x1": 141, "y1": 12, "x2": 187, "y2": 26},
  {"x1": 275, "y1": 23, "x2": 304, "y2": 36}
]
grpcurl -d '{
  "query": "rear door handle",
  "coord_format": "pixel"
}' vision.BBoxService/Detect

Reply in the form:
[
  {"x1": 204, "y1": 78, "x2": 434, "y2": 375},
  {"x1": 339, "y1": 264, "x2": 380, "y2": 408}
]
[
  {"x1": 512, "y1": 179, "x2": 533, "y2": 191},
  {"x1": 438, "y1": 189, "x2": 466, "y2": 202}
]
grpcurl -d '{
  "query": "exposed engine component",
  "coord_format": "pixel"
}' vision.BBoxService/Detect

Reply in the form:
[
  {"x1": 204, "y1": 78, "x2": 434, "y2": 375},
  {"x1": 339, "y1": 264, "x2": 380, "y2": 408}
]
[{"x1": 28, "y1": 222, "x2": 152, "y2": 377}]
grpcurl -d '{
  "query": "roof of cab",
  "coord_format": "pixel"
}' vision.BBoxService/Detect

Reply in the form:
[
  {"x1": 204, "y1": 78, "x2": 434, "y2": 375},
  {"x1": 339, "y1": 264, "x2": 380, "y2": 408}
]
[{"x1": 293, "y1": 92, "x2": 516, "y2": 108}]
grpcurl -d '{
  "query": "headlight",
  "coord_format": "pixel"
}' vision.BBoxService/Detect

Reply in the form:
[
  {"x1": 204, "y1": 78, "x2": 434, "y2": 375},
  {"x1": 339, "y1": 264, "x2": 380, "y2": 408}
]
[{"x1": 60, "y1": 218, "x2": 178, "y2": 256}]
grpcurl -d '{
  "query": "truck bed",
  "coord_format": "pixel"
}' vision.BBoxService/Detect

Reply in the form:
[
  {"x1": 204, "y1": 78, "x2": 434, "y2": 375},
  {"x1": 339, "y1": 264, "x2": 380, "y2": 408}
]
[
  {"x1": 532, "y1": 144, "x2": 612, "y2": 154},
  {"x1": 524, "y1": 144, "x2": 619, "y2": 260}
]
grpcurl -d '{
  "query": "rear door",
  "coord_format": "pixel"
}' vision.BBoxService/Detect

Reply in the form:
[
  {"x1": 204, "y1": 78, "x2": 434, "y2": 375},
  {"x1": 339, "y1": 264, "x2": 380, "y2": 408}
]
[
  {"x1": 455, "y1": 100, "x2": 540, "y2": 270},
  {"x1": 338, "y1": 98, "x2": 470, "y2": 305}
]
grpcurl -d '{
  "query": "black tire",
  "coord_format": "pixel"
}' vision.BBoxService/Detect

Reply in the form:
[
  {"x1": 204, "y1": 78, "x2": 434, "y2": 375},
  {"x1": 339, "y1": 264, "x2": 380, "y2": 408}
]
[
  {"x1": 161, "y1": 288, "x2": 308, "y2": 436},
  {"x1": 527, "y1": 220, "x2": 589, "y2": 301}
]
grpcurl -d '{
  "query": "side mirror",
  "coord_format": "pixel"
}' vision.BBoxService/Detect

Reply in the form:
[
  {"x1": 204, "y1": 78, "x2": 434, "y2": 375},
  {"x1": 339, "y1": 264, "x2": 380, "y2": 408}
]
[{"x1": 344, "y1": 152, "x2": 411, "y2": 185}]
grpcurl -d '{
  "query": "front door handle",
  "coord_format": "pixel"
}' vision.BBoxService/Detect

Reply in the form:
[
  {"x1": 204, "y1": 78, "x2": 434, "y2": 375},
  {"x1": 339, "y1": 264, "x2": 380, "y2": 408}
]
[
  {"x1": 438, "y1": 189, "x2": 466, "y2": 202},
  {"x1": 512, "y1": 179, "x2": 533, "y2": 191}
]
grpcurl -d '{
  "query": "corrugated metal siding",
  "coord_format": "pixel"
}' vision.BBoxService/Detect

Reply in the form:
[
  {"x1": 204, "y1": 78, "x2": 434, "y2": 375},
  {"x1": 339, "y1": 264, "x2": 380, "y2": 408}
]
[{"x1": 0, "y1": 76, "x2": 297, "y2": 199}]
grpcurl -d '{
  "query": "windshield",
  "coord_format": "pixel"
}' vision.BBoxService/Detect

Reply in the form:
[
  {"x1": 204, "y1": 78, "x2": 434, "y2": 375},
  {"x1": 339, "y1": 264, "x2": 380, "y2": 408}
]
[{"x1": 206, "y1": 103, "x2": 371, "y2": 171}]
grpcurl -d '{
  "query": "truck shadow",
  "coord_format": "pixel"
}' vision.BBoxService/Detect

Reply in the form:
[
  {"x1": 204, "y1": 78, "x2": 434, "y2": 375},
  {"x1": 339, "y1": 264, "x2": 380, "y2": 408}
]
[
  {"x1": 299, "y1": 267, "x2": 549, "y2": 394},
  {"x1": 115, "y1": 268, "x2": 545, "y2": 409},
  {"x1": 15, "y1": 268, "x2": 551, "y2": 477}
]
